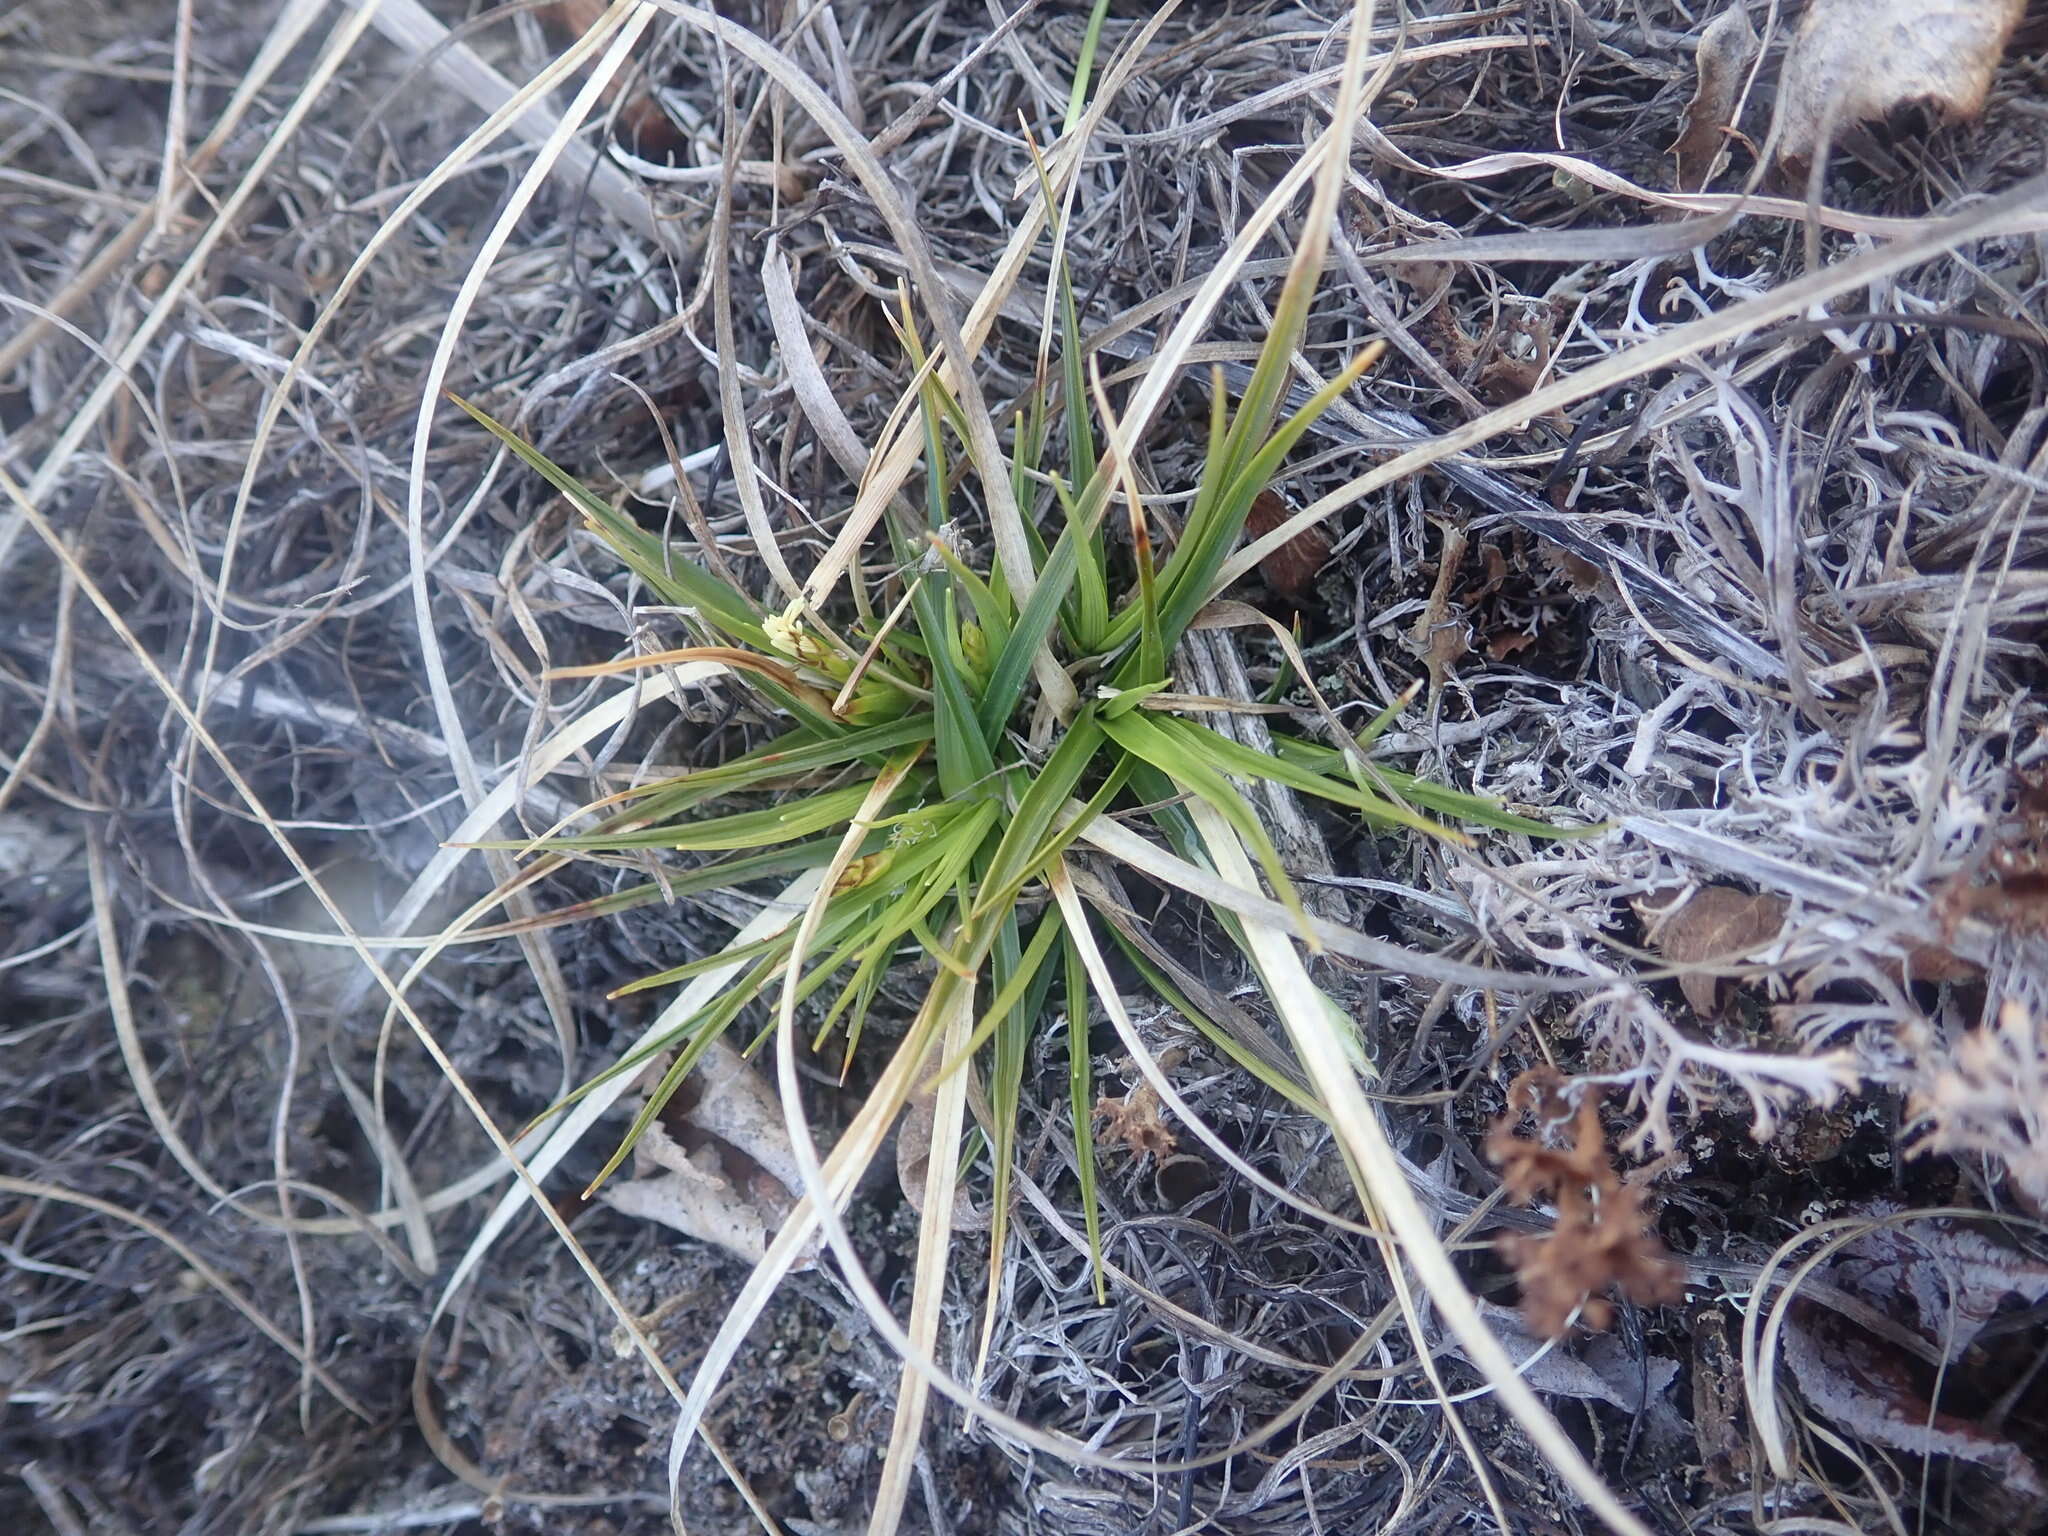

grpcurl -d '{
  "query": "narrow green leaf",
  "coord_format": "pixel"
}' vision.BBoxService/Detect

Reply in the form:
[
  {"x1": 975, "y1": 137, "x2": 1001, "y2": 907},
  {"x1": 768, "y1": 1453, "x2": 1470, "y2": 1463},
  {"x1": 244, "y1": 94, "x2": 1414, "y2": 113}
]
[
  {"x1": 604, "y1": 716, "x2": 935, "y2": 829},
  {"x1": 1151, "y1": 715, "x2": 1455, "y2": 843},
  {"x1": 447, "y1": 392, "x2": 766, "y2": 649},
  {"x1": 1062, "y1": 926, "x2": 1106, "y2": 1303},
  {"x1": 1100, "y1": 709, "x2": 1315, "y2": 942},
  {"x1": 1060, "y1": 0, "x2": 1114, "y2": 133},
  {"x1": 970, "y1": 708, "x2": 1105, "y2": 916},
  {"x1": 510, "y1": 778, "x2": 898, "y2": 853}
]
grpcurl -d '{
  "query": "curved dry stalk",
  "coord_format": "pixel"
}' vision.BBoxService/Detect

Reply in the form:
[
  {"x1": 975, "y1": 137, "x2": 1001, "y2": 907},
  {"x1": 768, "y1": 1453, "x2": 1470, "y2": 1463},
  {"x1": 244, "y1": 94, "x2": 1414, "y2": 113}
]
[
  {"x1": 394, "y1": 1, "x2": 655, "y2": 1101},
  {"x1": 867, "y1": 992, "x2": 975, "y2": 1534},
  {"x1": 0, "y1": 1175, "x2": 372, "y2": 1421},
  {"x1": 1071, "y1": 806, "x2": 1586, "y2": 991},
  {"x1": 1178, "y1": 793, "x2": 1652, "y2": 1536},
  {"x1": 1226, "y1": 168, "x2": 2048, "y2": 592}
]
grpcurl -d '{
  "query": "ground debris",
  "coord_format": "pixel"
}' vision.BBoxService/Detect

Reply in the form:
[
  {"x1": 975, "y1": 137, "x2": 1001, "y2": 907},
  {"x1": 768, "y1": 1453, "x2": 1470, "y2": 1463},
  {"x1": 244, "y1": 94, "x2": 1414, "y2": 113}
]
[
  {"x1": 1486, "y1": 1070, "x2": 1683, "y2": 1338},
  {"x1": 1633, "y1": 884, "x2": 1788, "y2": 1017},
  {"x1": 1773, "y1": 0, "x2": 2027, "y2": 172},
  {"x1": 1781, "y1": 1209, "x2": 2048, "y2": 1509},
  {"x1": 1671, "y1": 6, "x2": 1760, "y2": 192}
]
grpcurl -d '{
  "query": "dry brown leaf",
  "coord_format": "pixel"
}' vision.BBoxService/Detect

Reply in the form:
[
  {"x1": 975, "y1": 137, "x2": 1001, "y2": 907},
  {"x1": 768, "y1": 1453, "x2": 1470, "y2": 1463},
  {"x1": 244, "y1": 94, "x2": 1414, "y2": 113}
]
[
  {"x1": 1487, "y1": 1070, "x2": 1683, "y2": 1337},
  {"x1": 543, "y1": 0, "x2": 681, "y2": 153},
  {"x1": 1774, "y1": 0, "x2": 2026, "y2": 171},
  {"x1": 598, "y1": 1039, "x2": 817, "y2": 1267},
  {"x1": 1244, "y1": 489, "x2": 1332, "y2": 604},
  {"x1": 1094, "y1": 1081, "x2": 1177, "y2": 1160},
  {"x1": 1537, "y1": 538, "x2": 1606, "y2": 595},
  {"x1": 1635, "y1": 885, "x2": 1788, "y2": 1016},
  {"x1": 896, "y1": 1089, "x2": 990, "y2": 1232},
  {"x1": 1672, "y1": 7, "x2": 1761, "y2": 191},
  {"x1": 1464, "y1": 1300, "x2": 1683, "y2": 1420},
  {"x1": 1825, "y1": 1215, "x2": 2048, "y2": 1361},
  {"x1": 1486, "y1": 628, "x2": 1537, "y2": 660},
  {"x1": 601, "y1": 1118, "x2": 780, "y2": 1264},
  {"x1": 1936, "y1": 766, "x2": 2048, "y2": 939}
]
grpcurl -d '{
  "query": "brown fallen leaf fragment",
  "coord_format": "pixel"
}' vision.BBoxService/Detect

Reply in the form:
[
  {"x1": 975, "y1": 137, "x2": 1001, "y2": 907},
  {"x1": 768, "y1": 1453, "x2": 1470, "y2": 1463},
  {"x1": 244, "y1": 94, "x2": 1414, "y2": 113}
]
[
  {"x1": 1095, "y1": 1080, "x2": 1177, "y2": 1160},
  {"x1": 1537, "y1": 538, "x2": 1606, "y2": 595},
  {"x1": 1937, "y1": 765, "x2": 2048, "y2": 938},
  {"x1": 1487, "y1": 1070, "x2": 1682, "y2": 1337},
  {"x1": 1634, "y1": 885, "x2": 1789, "y2": 1016},
  {"x1": 1773, "y1": 0, "x2": 2026, "y2": 172},
  {"x1": 1672, "y1": 6, "x2": 1761, "y2": 192},
  {"x1": 543, "y1": 0, "x2": 681, "y2": 153},
  {"x1": 897, "y1": 1087, "x2": 991, "y2": 1232},
  {"x1": 599, "y1": 1038, "x2": 815, "y2": 1266},
  {"x1": 1244, "y1": 489, "x2": 1332, "y2": 604}
]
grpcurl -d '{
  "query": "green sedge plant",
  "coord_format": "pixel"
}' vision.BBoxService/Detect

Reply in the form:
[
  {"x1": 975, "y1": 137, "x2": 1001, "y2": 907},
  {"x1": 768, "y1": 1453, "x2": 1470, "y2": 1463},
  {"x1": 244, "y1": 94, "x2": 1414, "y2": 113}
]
[
  {"x1": 452, "y1": 268, "x2": 1564, "y2": 1252},
  {"x1": 446, "y1": 55, "x2": 1599, "y2": 1522}
]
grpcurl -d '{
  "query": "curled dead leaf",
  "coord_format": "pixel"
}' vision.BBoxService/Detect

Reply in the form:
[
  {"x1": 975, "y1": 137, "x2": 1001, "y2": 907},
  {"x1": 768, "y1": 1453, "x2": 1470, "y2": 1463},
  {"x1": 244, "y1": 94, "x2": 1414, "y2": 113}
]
[
  {"x1": 1773, "y1": 0, "x2": 2026, "y2": 173},
  {"x1": 1244, "y1": 489, "x2": 1332, "y2": 604},
  {"x1": 1634, "y1": 885, "x2": 1789, "y2": 1017},
  {"x1": 1784, "y1": 1305, "x2": 2046, "y2": 1501},
  {"x1": 598, "y1": 1038, "x2": 817, "y2": 1267},
  {"x1": 1672, "y1": 6, "x2": 1761, "y2": 192},
  {"x1": 896, "y1": 1089, "x2": 990, "y2": 1232}
]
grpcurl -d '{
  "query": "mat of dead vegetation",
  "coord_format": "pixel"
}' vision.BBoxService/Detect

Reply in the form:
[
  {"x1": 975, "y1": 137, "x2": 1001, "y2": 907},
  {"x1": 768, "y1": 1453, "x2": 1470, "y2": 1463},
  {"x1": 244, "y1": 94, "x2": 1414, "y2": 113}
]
[{"x1": 4, "y1": 2, "x2": 2048, "y2": 1533}]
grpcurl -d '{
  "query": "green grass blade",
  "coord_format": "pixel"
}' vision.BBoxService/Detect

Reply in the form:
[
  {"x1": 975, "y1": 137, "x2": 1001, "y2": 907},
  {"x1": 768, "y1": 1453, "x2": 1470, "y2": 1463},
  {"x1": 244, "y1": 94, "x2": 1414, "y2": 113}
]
[
  {"x1": 1099, "y1": 923, "x2": 1317, "y2": 1113},
  {"x1": 970, "y1": 707, "x2": 1105, "y2": 916},
  {"x1": 979, "y1": 475, "x2": 1111, "y2": 738},
  {"x1": 1061, "y1": 925, "x2": 1107, "y2": 1303},
  {"x1": 1100, "y1": 710, "x2": 1314, "y2": 941},
  {"x1": 1060, "y1": 0, "x2": 1114, "y2": 133},
  {"x1": 582, "y1": 949, "x2": 783, "y2": 1195},
  {"x1": 1151, "y1": 715, "x2": 1457, "y2": 843},
  {"x1": 923, "y1": 533, "x2": 1012, "y2": 655},
  {"x1": 1267, "y1": 735, "x2": 1589, "y2": 838},
  {"x1": 447, "y1": 392, "x2": 767, "y2": 649},
  {"x1": 512, "y1": 778, "x2": 898, "y2": 853},
  {"x1": 604, "y1": 716, "x2": 936, "y2": 827},
  {"x1": 1057, "y1": 275, "x2": 1107, "y2": 648},
  {"x1": 937, "y1": 906, "x2": 1065, "y2": 1079}
]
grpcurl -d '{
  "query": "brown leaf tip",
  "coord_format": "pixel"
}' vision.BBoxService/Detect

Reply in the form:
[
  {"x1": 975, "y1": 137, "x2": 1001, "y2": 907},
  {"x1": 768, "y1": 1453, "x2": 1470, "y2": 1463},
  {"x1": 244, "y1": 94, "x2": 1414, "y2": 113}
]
[{"x1": 1245, "y1": 489, "x2": 1333, "y2": 602}]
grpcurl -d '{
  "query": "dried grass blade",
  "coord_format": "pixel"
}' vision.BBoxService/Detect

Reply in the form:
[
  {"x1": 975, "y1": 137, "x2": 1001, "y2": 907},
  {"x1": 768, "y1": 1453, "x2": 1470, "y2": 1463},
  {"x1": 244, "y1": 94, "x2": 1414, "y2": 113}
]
[
  {"x1": 1181, "y1": 796, "x2": 1650, "y2": 1535},
  {"x1": 1226, "y1": 169, "x2": 2048, "y2": 591},
  {"x1": 867, "y1": 989, "x2": 974, "y2": 1534}
]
